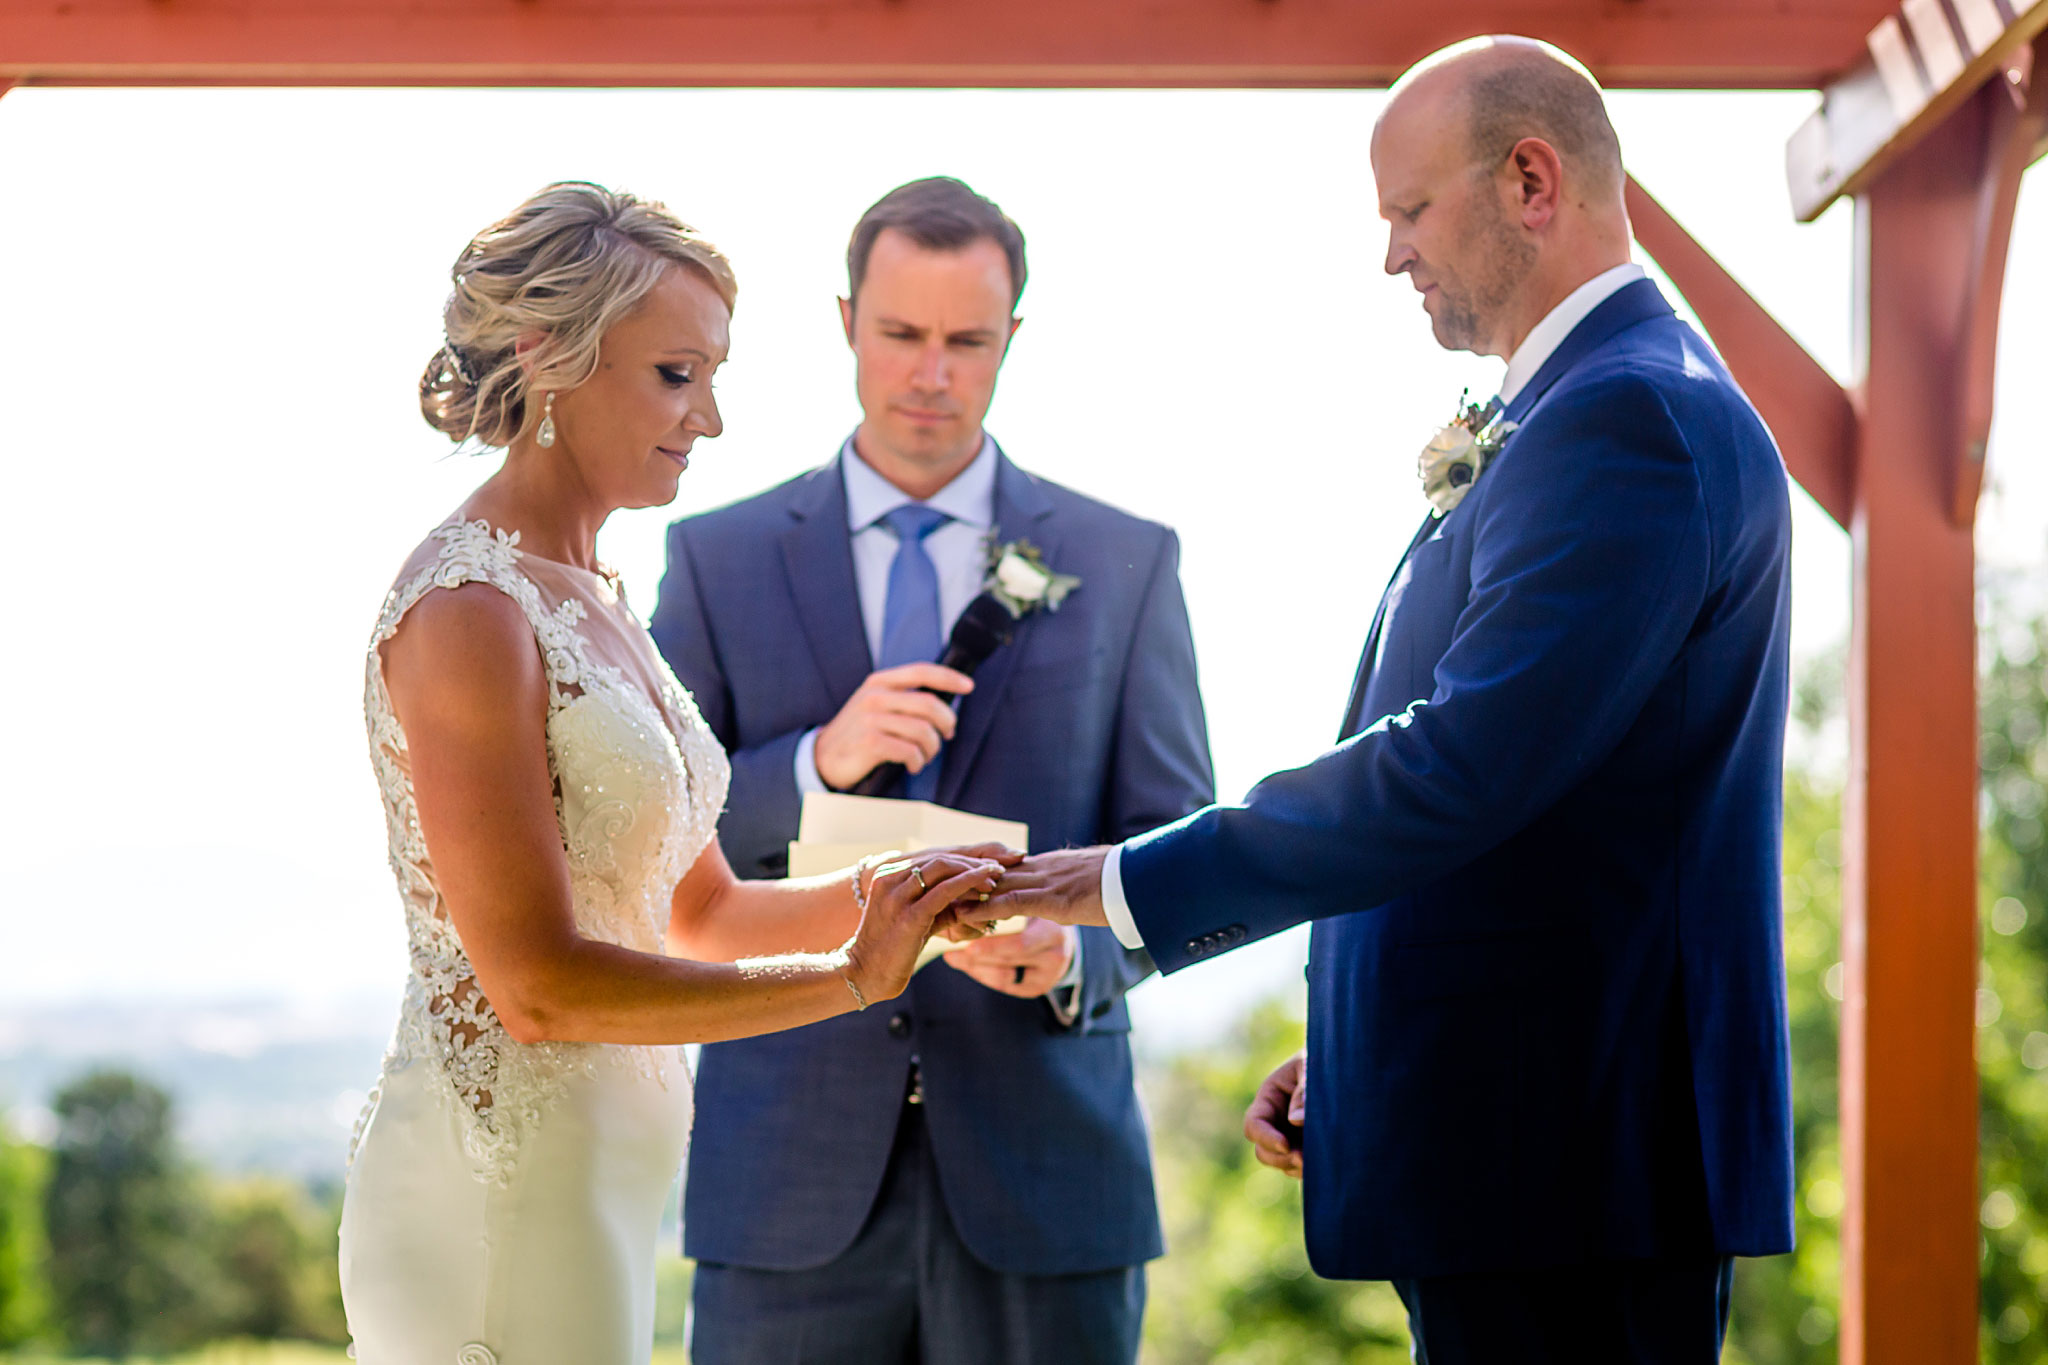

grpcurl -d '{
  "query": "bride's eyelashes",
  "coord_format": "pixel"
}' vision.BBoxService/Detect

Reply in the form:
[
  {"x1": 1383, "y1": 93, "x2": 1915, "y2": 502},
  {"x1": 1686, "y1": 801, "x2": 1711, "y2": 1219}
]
[{"x1": 657, "y1": 364, "x2": 696, "y2": 387}]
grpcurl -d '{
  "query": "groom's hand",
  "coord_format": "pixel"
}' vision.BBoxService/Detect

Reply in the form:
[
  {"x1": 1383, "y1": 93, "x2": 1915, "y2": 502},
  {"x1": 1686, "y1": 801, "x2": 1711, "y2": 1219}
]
[
  {"x1": 970, "y1": 847, "x2": 1111, "y2": 929},
  {"x1": 1244, "y1": 1050, "x2": 1308, "y2": 1180}
]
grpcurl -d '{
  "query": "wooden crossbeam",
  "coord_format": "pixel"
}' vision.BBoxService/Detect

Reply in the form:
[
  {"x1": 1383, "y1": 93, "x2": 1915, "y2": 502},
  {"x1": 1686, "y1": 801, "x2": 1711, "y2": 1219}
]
[
  {"x1": 1788, "y1": 0, "x2": 2048, "y2": 220},
  {"x1": 0, "y1": 0, "x2": 1909, "y2": 91}
]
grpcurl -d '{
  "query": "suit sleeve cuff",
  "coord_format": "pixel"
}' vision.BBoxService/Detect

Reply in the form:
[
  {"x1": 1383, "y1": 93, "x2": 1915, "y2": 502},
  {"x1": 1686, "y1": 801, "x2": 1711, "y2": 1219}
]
[
  {"x1": 794, "y1": 728, "x2": 829, "y2": 797},
  {"x1": 1045, "y1": 932, "x2": 1083, "y2": 1025},
  {"x1": 1102, "y1": 844, "x2": 1146, "y2": 951}
]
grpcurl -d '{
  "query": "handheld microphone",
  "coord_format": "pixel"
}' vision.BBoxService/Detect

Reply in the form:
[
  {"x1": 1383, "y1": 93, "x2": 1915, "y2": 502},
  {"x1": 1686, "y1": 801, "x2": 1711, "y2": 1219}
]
[{"x1": 848, "y1": 593, "x2": 1018, "y2": 798}]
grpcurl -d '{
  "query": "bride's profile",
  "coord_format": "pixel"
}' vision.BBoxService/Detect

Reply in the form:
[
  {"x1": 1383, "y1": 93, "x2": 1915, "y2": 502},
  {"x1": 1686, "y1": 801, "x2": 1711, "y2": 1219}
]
[{"x1": 337, "y1": 181, "x2": 1006, "y2": 1363}]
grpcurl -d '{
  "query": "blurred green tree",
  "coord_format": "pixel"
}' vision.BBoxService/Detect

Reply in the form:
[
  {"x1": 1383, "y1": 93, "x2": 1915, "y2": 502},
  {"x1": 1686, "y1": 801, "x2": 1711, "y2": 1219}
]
[
  {"x1": 0, "y1": 1128, "x2": 52, "y2": 1347},
  {"x1": 1970, "y1": 604, "x2": 2048, "y2": 1361},
  {"x1": 1142, "y1": 1002, "x2": 1412, "y2": 1365},
  {"x1": 207, "y1": 1177, "x2": 347, "y2": 1344},
  {"x1": 43, "y1": 1070, "x2": 224, "y2": 1356}
]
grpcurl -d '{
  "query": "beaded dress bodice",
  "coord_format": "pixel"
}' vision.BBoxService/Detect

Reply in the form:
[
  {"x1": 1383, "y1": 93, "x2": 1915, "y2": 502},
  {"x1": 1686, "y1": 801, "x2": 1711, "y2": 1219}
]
[{"x1": 356, "y1": 519, "x2": 730, "y2": 1185}]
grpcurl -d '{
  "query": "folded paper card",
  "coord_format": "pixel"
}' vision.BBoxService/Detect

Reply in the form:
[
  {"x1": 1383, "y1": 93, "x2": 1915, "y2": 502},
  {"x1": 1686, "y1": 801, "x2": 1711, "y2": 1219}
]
[{"x1": 788, "y1": 792, "x2": 1030, "y2": 970}]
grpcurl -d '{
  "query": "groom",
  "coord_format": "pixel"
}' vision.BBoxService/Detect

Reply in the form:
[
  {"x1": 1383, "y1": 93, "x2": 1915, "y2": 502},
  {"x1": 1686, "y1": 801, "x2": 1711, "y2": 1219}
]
[
  {"x1": 651, "y1": 177, "x2": 1213, "y2": 1363},
  {"x1": 981, "y1": 39, "x2": 1796, "y2": 1363}
]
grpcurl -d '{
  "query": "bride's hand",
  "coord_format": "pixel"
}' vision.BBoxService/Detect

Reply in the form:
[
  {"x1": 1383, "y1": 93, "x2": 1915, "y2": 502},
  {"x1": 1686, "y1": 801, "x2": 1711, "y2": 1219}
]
[{"x1": 844, "y1": 853, "x2": 1005, "y2": 1005}]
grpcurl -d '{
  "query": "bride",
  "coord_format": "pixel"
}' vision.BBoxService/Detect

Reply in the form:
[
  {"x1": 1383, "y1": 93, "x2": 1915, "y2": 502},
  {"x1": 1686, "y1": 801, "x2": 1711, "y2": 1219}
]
[{"x1": 338, "y1": 182, "x2": 1007, "y2": 1363}]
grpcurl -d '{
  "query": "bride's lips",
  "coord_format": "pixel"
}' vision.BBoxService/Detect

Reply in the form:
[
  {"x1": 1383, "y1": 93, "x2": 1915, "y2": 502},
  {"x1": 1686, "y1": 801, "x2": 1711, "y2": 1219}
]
[{"x1": 658, "y1": 445, "x2": 690, "y2": 471}]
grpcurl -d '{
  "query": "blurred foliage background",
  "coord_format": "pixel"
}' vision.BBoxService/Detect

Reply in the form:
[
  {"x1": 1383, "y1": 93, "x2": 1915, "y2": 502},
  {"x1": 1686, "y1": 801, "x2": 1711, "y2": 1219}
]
[{"x1": 4, "y1": 603, "x2": 2047, "y2": 1361}]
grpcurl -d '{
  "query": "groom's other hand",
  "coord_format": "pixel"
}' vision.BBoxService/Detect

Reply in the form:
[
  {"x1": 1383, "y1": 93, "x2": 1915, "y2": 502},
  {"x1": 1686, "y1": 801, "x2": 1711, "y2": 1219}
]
[
  {"x1": 814, "y1": 663, "x2": 975, "y2": 789},
  {"x1": 1244, "y1": 1050, "x2": 1308, "y2": 1179},
  {"x1": 974, "y1": 847, "x2": 1111, "y2": 928},
  {"x1": 942, "y1": 917, "x2": 1078, "y2": 997}
]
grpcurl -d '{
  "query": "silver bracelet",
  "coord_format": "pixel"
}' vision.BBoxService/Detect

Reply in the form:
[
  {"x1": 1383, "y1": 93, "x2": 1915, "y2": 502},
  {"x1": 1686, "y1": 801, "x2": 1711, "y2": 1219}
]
[
  {"x1": 851, "y1": 855, "x2": 879, "y2": 915},
  {"x1": 842, "y1": 970, "x2": 870, "y2": 1011},
  {"x1": 850, "y1": 851, "x2": 901, "y2": 915}
]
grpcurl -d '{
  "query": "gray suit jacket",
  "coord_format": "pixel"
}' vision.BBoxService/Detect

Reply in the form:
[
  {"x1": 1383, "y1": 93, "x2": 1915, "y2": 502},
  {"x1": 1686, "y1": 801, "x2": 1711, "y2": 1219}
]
[{"x1": 651, "y1": 447, "x2": 1213, "y2": 1274}]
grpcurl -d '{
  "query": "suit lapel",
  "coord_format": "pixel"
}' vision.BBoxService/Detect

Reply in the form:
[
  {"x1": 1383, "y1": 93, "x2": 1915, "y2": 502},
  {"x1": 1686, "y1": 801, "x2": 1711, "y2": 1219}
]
[
  {"x1": 936, "y1": 451, "x2": 1055, "y2": 808},
  {"x1": 1337, "y1": 281, "x2": 1677, "y2": 741},
  {"x1": 779, "y1": 463, "x2": 873, "y2": 706},
  {"x1": 1340, "y1": 512, "x2": 1440, "y2": 740}
]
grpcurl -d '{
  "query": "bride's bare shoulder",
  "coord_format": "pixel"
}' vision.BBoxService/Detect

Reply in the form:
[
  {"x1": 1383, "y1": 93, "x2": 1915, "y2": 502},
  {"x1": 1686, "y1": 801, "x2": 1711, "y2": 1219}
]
[{"x1": 381, "y1": 581, "x2": 545, "y2": 726}]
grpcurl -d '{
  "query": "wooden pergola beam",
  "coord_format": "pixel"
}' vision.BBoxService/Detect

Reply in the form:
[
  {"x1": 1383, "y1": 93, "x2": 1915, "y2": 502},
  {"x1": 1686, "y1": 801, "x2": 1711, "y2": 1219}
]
[
  {"x1": 0, "y1": 0, "x2": 1911, "y2": 90},
  {"x1": 1788, "y1": 0, "x2": 2048, "y2": 220}
]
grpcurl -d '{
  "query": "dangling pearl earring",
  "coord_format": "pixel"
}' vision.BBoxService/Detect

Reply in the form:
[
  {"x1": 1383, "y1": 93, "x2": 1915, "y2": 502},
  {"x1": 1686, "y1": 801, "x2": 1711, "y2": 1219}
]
[{"x1": 536, "y1": 392, "x2": 557, "y2": 449}]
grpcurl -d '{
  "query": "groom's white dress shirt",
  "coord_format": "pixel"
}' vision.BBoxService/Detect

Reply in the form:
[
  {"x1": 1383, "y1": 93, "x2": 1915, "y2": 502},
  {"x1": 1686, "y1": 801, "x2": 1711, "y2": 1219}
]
[
  {"x1": 1099, "y1": 261, "x2": 1649, "y2": 950},
  {"x1": 791, "y1": 433, "x2": 1085, "y2": 1008}
]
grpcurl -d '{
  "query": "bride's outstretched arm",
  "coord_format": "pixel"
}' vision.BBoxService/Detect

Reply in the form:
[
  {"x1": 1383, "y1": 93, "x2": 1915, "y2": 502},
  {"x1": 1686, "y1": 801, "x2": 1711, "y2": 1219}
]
[
  {"x1": 665, "y1": 844, "x2": 859, "y2": 962},
  {"x1": 381, "y1": 583, "x2": 999, "y2": 1047},
  {"x1": 665, "y1": 839, "x2": 1018, "y2": 964}
]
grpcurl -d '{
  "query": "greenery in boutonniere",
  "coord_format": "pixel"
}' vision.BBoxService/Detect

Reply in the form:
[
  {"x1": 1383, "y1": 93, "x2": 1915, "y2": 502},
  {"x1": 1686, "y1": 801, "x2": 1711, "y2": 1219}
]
[
  {"x1": 983, "y1": 537, "x2": 1082, "y2": 618},
  {"x1": 1419, "y1": 389, "x2": 1518, "y2": 517}
]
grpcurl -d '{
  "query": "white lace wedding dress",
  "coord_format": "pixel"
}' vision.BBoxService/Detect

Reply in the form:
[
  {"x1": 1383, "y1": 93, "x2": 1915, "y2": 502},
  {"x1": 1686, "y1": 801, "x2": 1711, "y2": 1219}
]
[{"x1": 338, "y1": 519, "x2": 731, "y2": 1364}]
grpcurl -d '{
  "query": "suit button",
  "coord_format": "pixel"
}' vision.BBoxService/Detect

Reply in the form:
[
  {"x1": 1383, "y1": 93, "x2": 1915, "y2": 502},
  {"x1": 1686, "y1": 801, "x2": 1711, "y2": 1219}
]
[
  {"x1": 887, "y1": 1012, "x2": 912, "y2": 1039},
  {"x1": 1184, "y1": 939, "x2": 1204, "y2": 956}
]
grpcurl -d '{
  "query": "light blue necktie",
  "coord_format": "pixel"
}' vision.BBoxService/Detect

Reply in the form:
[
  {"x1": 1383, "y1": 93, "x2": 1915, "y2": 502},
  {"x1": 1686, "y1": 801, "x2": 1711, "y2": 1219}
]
[{"x1": 877, "y1": 504, "x2": 952, "y2": 800}]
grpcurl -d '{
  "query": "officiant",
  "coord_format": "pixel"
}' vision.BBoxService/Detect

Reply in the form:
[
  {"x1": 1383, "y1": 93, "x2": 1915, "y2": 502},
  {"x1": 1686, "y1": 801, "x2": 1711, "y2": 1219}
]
[{"x1": 650, "y1": 176, "x2": 1214, "y2": 1365}]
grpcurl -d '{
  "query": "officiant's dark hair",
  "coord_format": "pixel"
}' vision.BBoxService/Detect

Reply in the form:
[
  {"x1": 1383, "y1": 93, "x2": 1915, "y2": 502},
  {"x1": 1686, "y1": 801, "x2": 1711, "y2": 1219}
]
[
  {"x1": 1460, "y1": 43, "x2": 1623, "y2": 198},
  {"x1": 846, "y1": 177, "x2": 1028, "y2": 311}
]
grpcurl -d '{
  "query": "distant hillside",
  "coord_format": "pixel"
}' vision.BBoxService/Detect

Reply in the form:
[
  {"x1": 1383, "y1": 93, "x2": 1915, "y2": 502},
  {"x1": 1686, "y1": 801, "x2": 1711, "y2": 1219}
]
[{"x1": 0, "y1": 993, "x2": 397, "y2": 1186}]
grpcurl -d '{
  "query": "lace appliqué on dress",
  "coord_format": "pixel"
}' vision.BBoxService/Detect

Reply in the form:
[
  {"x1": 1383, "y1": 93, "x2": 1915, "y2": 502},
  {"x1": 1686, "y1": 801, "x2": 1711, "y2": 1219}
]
[{"x1": 352, "y1": 520, "x2": 730, "y2": 1186}]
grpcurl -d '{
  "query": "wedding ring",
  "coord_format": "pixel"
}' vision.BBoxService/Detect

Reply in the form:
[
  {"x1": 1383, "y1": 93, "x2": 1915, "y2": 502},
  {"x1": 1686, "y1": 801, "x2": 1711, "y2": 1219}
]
[{"x1": 909, "y1": 866, "x2": 929, "y2": 895}]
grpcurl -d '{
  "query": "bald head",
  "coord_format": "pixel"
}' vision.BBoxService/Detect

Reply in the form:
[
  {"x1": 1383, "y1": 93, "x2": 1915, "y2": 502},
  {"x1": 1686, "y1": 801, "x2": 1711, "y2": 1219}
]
[
  {"x1": 1392, "y1": 40, "x2": 1625, "y2": 205},
  {"x1": 1372, "y1": 37, "x2": 1634, "y2": 360}
]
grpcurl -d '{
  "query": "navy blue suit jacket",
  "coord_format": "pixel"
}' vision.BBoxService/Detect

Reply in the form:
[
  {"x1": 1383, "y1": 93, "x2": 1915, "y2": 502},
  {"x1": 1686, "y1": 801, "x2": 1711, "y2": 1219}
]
[
  {"x1": 651, "y1": 448, "x2": 1214, "y2": 1275},
  {"x1": 1120, "y1": 280, "x2": 1797, "y2": 1280}
]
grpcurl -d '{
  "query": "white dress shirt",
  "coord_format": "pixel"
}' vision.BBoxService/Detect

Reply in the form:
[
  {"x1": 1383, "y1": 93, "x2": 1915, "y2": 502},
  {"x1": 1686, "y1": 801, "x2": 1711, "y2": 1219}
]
[
  {"x1": 1100, "y1": 261, "x2": 1650, "y2": 952},
  {"x1": 794, "y1": 434, "x2": 1084, "y2": 1008}
]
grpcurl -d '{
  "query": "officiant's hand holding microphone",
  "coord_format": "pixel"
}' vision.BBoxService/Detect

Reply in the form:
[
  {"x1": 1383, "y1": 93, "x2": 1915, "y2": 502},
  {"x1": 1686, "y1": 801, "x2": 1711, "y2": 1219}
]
[{"x1": 812, "y1": 662, "x2": 974, "y2": 790}]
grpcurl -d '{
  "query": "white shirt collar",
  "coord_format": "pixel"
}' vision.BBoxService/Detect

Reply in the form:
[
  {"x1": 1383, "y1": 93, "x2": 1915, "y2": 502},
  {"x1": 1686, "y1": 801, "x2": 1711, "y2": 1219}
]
[
  {"x1": 840, "y1": 433, "x2": 999, "y2": 533},
  {"x1": 1497, "y1": 262, "x2": 1647, "y2": 407}
]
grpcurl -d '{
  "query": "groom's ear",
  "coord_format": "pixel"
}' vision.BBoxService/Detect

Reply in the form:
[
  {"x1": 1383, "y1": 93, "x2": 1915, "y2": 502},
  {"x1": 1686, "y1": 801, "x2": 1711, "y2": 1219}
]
[
  {"x1": 1508, "y1": 136, "x2": 1565, "y2": 230},
  {"x1": 839, "y1": 296, "x2": 856, "y2": 347}
]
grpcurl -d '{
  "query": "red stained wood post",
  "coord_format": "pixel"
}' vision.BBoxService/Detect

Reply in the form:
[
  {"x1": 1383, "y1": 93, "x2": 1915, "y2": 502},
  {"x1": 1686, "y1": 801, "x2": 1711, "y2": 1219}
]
[{"x1": 1838, "y1": 90, "x2": 1990, "y2": 1365}]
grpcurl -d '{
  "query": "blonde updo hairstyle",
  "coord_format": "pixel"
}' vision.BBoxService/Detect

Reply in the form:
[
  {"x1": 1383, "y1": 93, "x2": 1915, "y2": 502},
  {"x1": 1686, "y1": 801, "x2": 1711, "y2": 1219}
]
[{"x1": 421, "y1": 181, "x2": 738, "y2": 448}]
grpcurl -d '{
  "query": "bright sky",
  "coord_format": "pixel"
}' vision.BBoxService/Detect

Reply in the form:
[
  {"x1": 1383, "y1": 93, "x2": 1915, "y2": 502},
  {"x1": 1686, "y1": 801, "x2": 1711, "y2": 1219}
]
[{"x1": 1, "y1": 87, "x2": 2042, "y2": 1043}]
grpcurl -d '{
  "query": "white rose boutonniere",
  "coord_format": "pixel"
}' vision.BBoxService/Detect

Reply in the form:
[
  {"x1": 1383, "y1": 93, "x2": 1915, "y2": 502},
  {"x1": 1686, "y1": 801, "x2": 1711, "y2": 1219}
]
[
  {"x1": 1419, "y1": 390, "x2": 1517, "y2": 517},
  {"x1": 984, "y1": 537, "x2": 1081, "y2": 618}
]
